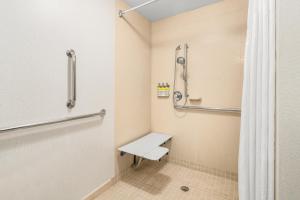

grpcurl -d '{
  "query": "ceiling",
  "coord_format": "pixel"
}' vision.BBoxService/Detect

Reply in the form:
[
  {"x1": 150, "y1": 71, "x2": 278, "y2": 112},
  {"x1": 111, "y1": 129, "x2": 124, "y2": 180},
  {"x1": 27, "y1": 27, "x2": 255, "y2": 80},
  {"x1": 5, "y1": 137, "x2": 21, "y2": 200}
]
[{"x1": 123, "y1": 0, "x2": 221, "y2": 21}]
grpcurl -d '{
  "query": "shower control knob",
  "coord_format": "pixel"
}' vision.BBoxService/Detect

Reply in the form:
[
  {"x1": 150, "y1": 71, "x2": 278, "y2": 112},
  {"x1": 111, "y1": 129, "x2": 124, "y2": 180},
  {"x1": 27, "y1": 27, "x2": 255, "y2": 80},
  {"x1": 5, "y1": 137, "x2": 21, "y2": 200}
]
[{"x1": 174, "y1": 91, "x2": 183, "y2": 102}]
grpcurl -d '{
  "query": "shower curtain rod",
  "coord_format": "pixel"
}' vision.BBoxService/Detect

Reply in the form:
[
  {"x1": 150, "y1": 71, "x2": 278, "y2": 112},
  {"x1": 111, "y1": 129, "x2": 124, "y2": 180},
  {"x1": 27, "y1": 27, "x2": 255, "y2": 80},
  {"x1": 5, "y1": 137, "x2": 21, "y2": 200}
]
[{"x1": 119, "y1": 0, "x2": 161, "y2": 17}]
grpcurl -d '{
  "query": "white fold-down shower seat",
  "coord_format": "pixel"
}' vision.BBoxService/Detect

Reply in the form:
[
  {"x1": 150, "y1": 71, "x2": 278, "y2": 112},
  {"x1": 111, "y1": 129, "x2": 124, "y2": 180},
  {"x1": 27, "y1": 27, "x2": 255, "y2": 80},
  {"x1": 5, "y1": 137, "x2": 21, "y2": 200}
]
[{"x1": 118, "y1": 132, "x2": 172, "y2": 167}]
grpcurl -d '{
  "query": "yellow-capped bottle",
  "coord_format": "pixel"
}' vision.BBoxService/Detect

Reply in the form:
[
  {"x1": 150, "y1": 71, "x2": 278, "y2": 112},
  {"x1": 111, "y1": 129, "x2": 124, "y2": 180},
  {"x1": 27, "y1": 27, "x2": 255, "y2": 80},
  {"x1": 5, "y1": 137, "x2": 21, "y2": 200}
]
[
  {"x1": 166, "y1": 83, "x2": 170, "y2": 96},
  {"x1": 157, "y1": 83, "x2": 162, "y2": 96}
]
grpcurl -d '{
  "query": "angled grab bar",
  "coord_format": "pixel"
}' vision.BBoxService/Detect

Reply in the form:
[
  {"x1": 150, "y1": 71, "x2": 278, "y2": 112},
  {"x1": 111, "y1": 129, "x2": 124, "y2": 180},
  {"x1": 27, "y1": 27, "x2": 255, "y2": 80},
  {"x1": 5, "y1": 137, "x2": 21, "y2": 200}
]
[{"x1": 0, "y1": 109, "x2": 106, "y2": 134}]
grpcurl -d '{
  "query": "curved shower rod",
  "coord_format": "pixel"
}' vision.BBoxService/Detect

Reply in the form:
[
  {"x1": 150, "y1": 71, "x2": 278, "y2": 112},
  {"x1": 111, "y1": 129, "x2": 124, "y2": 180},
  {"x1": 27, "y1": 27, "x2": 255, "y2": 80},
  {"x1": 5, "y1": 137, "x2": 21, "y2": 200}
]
[{"x1": 119, "y1": 0, "x2": 161, "y2": 17}]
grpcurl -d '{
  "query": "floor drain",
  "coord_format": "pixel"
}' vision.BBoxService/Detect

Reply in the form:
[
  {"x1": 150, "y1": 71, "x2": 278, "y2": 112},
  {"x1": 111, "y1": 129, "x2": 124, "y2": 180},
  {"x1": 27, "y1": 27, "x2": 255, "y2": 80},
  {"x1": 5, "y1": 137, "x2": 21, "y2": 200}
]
[{"x1": 180, "y1": 186, "x2": 190, "y2": 192}]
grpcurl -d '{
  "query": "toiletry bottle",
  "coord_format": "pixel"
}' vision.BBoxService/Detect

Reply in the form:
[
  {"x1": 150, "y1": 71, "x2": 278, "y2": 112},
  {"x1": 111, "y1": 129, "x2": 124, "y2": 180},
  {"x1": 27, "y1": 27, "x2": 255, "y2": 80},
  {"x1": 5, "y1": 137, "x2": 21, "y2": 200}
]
[
  {"x1": 166, "y1": 83, "x2": 170, "y2": 96},
  {"x1": 162, "y1": 83, "x2": 166, "y2": 96},
  {"x1": 158, "y1": 83, "x2": 162, "y2": 96}
]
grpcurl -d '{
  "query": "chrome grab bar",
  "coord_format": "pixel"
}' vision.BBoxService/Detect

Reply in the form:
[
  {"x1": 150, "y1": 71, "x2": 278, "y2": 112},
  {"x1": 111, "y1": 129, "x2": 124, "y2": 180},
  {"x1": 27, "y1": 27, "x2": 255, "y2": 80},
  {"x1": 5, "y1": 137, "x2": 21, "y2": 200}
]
[
  {"x1": 0, "y1": 109, "x2": 106, "y2": 134},
  {"x1": 174, "y1": 104, "x2": 241, "y2": 114},
  {"x1": 66, "y1": 49, "x2": 76, "y2": 109}
]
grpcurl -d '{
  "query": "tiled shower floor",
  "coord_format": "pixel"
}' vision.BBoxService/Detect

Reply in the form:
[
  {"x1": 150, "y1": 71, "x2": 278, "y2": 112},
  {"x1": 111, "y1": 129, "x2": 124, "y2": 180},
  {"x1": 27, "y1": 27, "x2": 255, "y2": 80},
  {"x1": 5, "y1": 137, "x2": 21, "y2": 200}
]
[{"x1": 94, "y1": 161, "x2": 238, "y2": 200}]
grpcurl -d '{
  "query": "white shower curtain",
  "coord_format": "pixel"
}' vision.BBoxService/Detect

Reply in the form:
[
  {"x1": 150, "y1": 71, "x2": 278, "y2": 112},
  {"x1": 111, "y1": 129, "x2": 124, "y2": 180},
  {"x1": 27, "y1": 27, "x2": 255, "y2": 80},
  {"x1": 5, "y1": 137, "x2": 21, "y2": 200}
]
[{"x1": 239, "y1": 0, "x2": 276, "y2": 200}]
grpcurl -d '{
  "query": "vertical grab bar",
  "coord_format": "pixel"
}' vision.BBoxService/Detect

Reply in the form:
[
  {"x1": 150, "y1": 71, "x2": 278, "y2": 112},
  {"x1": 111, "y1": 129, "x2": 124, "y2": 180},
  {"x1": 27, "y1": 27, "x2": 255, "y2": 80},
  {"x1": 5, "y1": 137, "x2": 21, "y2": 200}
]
[{"x1": 66, "y1": 49, "x2": 76, "y2": 109}]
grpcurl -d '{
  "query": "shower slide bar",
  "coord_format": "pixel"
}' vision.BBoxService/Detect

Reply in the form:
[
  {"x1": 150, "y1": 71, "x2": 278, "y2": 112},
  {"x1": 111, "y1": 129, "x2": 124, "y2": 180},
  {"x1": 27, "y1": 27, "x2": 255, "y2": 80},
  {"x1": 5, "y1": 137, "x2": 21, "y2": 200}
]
[
  {"x1": 174, "y1": 105, "x2": 241, "y2": 114},
  {"x1": 119, "y1": 0, "x2": 161, "y2": 17},
  {"x1": 0, "y1": 109, "x2": 106, "y2": 134}
]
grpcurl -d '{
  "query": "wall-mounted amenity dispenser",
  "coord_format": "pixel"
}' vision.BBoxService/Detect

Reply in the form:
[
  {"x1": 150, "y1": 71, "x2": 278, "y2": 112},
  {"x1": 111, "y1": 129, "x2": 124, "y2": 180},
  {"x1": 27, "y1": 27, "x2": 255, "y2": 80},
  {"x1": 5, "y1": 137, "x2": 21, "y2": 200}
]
[{"x1": 157, "y1": 83, "x2": 170, "y2": 97}]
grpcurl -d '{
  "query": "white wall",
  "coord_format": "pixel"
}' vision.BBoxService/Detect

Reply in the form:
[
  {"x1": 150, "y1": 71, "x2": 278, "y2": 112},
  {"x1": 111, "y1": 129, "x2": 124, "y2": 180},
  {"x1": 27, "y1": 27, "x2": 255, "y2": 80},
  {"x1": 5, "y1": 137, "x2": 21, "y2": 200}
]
[
  {"x1": 276, "y1": 0, "x2": 300, "y2": 199},
  {"x1": 0, "y1": 0, "x2": 115, "y2": 200}
]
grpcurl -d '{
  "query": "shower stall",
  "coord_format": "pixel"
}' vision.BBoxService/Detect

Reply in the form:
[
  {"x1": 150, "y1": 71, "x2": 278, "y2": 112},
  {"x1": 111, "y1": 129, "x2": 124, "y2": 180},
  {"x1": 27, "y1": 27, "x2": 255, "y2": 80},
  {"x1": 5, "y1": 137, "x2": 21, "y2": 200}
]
[{"x1": 113, "y1": 0, "x2": 247, "y2": 199}]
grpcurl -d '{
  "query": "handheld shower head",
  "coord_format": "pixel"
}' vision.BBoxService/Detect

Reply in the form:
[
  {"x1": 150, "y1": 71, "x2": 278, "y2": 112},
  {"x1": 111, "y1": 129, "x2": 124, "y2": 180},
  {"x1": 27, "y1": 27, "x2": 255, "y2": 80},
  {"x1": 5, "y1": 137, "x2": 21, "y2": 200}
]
[
  {"x1": 176, "y1": 57, "x2": 186, "y2": 65},
  {"x1": 174, "y1": 43, "x2": 189, "y2": 103},
  {"x1": 176, "y1": 45, "x2": 181, "y2": 51}
]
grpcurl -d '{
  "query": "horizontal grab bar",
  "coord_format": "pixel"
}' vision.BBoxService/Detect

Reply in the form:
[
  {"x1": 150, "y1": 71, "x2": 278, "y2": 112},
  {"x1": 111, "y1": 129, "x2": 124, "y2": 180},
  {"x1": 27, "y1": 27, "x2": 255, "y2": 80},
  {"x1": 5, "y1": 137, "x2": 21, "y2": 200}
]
[
  {"x1": 174, "y1": 105, "x2": 241, "y2": 114},
  {"x1": 0, "y1": 109, "x2": 106, "y2": 134}
]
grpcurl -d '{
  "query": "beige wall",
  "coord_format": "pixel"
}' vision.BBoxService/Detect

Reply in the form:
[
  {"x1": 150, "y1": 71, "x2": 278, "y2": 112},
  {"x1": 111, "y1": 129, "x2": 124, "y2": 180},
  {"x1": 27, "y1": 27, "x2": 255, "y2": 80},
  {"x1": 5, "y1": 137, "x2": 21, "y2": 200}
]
[
  {"x1": 115, "y1": 0, "x2": 151, "y2": 173},
  {"x1": 276, "y1": 0, "x2": 300, "y2": 199},
  {"x1": 151, "y1": 0, "x2": 247, "y2": 173},
  {"x1": 116, "y1": 0, "x2": 247, "y2": 174}
]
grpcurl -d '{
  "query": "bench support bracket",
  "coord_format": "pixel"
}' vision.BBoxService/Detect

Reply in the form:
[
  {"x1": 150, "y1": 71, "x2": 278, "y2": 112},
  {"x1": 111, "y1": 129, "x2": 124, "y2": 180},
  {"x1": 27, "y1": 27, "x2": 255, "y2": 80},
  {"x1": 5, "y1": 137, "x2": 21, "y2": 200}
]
[{"x1": 132, "y1": 155, "x2": 143, "y2": 169}]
